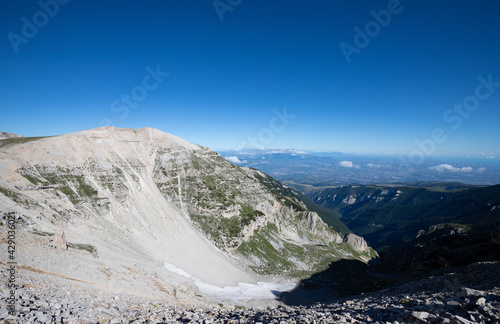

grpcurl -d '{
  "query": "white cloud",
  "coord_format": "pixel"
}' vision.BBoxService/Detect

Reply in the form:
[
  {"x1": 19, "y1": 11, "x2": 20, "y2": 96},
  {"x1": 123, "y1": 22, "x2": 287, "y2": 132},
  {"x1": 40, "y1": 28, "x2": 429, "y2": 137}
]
[
  {"x1": 338, "y1": 161, "x2": 353, "y2": 168},
  {"x1": 367, "y1": 163, "x2": 382, "y2": 168},
  {"x1": 478, "y1": 167, "x2": 487, "y2": 173},
  {"x1": 429, "y1": 164, "x2": 473, "y2": 173},
  {"x1": 225, "y1": 156, "x2": 243, "y2": 164}
]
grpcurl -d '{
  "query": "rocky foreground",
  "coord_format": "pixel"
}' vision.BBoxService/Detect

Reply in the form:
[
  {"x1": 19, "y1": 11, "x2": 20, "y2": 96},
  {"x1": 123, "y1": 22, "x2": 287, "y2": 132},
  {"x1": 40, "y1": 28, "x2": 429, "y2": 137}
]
[{"x1": 1, "y1": 262, "x2": 499, "y2": 323}]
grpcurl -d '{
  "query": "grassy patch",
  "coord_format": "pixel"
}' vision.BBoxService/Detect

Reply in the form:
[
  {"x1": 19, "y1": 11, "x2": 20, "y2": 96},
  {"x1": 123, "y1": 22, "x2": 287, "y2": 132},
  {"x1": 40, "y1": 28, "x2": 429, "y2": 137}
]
[
  {"x1": 368, "y1": 247, "x2": 379, "y2": 259},
  {"x1": 38, "y1": 173, "x2": 98, "y2": 205},
  {"x1": 32, "y1": 228, "x2": 55, "y2": 237},
  {"x1": 237, "y1": 224, "x2": 342, "y2": 278},
  {"x1": 74, "y1": 176, "x2": 97, "y2": 197},
  {"x1": 67, "y1": 242, "x2": 97, "y2": 254},
  {"x1": 239, "y1": 204, "x2": 265, "y2": 227},
  {"x1": 58, "y1": 186, "x2": 80, "y2": 205},
  {"x1": 0, "y1": 136, "x2": 50, "y2": 149},
  {"x1": 189, "y1": 213, "x2": 242, "y2": 248},
  {"x1": 21, "y1": 174, "x2": 40, "y2": 185},
  {"x1": 0, "y1": 186, "x2": 19, "y2": 201}
]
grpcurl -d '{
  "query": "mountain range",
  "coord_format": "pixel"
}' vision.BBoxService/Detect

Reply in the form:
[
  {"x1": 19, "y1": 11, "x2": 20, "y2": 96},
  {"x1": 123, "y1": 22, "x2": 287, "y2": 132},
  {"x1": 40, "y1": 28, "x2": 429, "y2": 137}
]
[
  {"x1": 1, "y1": 127, "x2": 499, "y2": 313},
  {"x1": 0, "y1": 127, "x2": 374, "y2": 305},
  {"x1": 302, "y1": 183, "x2": 500, "y2": 271},
  {"x1": 218, "y1": 149, "x2": 500, "y2": 186}
]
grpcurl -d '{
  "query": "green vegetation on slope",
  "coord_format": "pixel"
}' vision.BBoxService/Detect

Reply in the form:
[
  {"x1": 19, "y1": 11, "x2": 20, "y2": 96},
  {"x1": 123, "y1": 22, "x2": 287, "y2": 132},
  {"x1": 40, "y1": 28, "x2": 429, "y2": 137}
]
[
  {"x1": 237, "y1": 223, "x2": 358, "y2": 278},
  {"x1": 250, "y1": 169, "x2": 350, "y2": 234},
  {"x1": 0, "y1": 136, "x2": 50, "y2": 148},
  {"x1": 306, "y1": 183, "x2": 500, "y2": 250}
]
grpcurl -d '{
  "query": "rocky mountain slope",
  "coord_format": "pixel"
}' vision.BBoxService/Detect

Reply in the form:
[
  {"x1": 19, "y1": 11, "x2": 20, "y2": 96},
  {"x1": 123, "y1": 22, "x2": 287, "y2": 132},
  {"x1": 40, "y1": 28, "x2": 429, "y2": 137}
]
[
  {"x1": 0, "y1": 127, "x2": 372, "y2": 305},
  {"x1": 302, "y1": 183, "x2": 500, "y2": 273},
  {"x1": 2, "y1": 258, "x2": 499, "y2": 323},
  {"x1": 303, "y1": 184, "x2": 500, "y2": 248},
  {"x1": 0, "y1": 132, "x2": 23, "y2": 140}
]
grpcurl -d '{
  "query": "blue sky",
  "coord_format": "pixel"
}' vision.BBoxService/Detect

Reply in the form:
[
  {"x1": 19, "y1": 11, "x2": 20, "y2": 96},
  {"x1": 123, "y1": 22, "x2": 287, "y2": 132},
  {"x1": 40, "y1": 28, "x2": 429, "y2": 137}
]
[{"x1": 1, "y1": 0, "x2": 499, "y2": 155}]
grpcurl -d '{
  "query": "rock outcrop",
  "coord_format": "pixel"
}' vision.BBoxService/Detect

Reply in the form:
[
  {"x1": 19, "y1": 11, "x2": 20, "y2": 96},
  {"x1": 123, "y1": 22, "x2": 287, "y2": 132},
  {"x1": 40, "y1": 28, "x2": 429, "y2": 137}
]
[
  {"x1": 302, "y1": 211, "x2": 343, "y2": 244},
  {"x1": 0, "y1": 132, "x2": 23, "y2": 139},
  {"x1": 50, "y1": 230, "x2": 67, "y2": 251},
  {"x1": 342, "y1": 233, "x2": 369, "y2": 253}
]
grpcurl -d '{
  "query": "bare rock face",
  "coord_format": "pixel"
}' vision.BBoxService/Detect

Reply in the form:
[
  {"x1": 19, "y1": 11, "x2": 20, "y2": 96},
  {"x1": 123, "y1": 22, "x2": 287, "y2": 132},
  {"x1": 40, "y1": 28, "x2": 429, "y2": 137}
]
[
  {"x1": 0, "y1": 132, "x2": 23, "y2": 139},
  {"x1": 343, "y1": 233, "x2": 369, "y2": 253},
  {"x1": 0, "y1": 127, "x2": 372, "y2": 281},
  {"x1": 51, "y1": 230, "x2": 68, "y2": 251},
  {"x1": 302, "y1": 211, "x2": 343, "y2": 244}
]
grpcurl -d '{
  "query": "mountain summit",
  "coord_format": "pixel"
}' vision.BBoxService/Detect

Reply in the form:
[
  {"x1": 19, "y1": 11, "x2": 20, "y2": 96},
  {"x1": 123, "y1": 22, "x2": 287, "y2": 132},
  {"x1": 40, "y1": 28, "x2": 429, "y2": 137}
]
[{"x1": 0, "y1": 127, "x2": 372, "y2": 302}]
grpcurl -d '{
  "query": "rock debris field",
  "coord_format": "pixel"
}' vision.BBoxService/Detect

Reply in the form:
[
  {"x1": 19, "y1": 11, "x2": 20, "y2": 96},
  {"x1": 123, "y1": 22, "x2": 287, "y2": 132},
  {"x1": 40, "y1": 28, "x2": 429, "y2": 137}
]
[{"x1": 1, "y1": 262, "x2": 499, "y2": 323}]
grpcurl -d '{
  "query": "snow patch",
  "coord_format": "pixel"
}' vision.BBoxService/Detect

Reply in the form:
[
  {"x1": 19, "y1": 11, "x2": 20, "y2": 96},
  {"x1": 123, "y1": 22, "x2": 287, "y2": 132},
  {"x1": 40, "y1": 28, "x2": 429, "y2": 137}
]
[{"x1": 164, "y1": 262, "x2": 295, "y2": 300}]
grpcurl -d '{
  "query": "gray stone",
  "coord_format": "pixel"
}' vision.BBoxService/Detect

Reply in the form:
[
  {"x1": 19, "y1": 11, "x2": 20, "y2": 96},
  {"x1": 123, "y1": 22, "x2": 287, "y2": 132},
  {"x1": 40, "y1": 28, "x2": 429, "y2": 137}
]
[
  {"x1": 460, "y1": 287, "x2": 486, "y2": 298},
  {"x1": 446, "y1": 300, "x2": 461, "y2": 307},
  {"x1": 454, "y1": 315, "x2": 474, "y2": 324},
  {"x1": 51, "y1": 230, "x2": 68, "y2": 251},
  {"x1": 34, "y1": 310, "x2": 50, "y2": 322},
  {"x1": 0, "y1": 308, "x2": 9, "y2": 320},
  {"x1": 412, "y1": 311, "x2": 430, "y2": 322},
  {"x1": 52, "y1": 303, "x2": 62, "y2": 309},
  {"x1": 342, "y1": 233, "x2": 369, "y2": 253}
]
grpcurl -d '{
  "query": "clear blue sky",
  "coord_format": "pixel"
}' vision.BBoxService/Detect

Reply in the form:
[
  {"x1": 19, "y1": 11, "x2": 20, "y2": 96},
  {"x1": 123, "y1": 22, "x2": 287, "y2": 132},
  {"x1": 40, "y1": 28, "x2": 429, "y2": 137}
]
[{"x1": 1, "y1": 0, "x2": 499, "y2": 155}]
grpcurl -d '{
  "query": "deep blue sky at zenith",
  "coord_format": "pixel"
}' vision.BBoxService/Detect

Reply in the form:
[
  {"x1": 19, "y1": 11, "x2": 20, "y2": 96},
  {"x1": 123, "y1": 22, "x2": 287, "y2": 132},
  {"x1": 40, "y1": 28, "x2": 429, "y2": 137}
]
[{"x1": 1, "y1": 0, "x2": 499, "y2": 155}]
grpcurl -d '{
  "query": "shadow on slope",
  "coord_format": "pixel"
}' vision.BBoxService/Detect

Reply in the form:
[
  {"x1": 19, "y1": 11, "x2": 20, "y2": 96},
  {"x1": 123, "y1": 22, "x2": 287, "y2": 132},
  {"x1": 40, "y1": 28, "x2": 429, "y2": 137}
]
[
  {"x1": 384, "y1": 224, "x2": 500, "y2": 271},
  {"x1": 278, "y1": 228, "x2": 500, "y2": 306},
  {"x1": 277, "y1": 259, "x2": 405, "y2": 306}
]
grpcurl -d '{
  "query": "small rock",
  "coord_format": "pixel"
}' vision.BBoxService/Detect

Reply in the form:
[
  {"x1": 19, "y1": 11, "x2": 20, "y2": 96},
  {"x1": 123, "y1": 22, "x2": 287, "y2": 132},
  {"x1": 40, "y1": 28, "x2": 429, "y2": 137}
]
[
  {"x1": 460, "y1": 288, "x2": 485, "y2": 298},
  {"x1": 34, "y1": 311, "x2": 50, "y2": 322},
  {"x1": 0, "y1": 308, "x2": 9, "y2": 320},
  {"x1": 412, "y1": 311, "x2": 430, "y2": 322},
  {"x1": 454, "y1": 315, "x2": 474, "y2": 324},
  {"x1": 51, "y1": 303, "x2": 62, "y2": 309},
  {"x1": 50, "y1": 230, "x2": 68, "y2": 250},
  {"x1": 446, "y1": 300, "x2": 461, "y2": 307}
]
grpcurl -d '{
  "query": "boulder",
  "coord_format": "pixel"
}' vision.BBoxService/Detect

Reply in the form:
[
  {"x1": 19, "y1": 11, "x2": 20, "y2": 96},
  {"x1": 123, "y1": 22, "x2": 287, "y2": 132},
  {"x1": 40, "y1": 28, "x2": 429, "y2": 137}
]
[
  {"x1": 460, "y1": 287, "x2": 486, "y2": 298},
  {"x1": 51, "y1": 230, "x2": 68, "y2": 251},
  {"x1": 412, "y1": 311, "x2": 430, "y2": 322}
]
